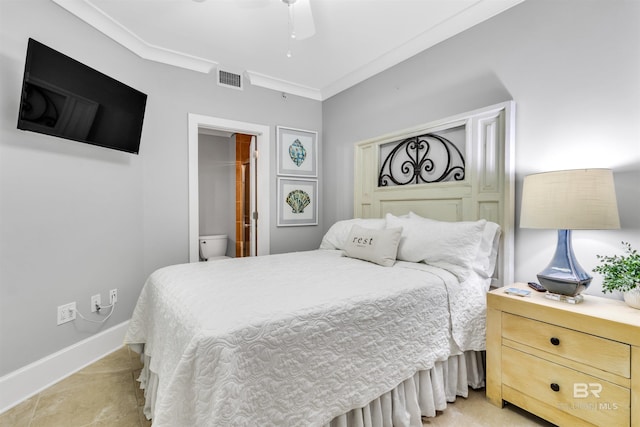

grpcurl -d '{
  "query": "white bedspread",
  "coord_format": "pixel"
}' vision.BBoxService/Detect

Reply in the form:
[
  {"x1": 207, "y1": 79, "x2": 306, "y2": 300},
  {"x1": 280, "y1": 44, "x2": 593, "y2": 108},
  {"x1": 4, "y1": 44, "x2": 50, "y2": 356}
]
[{"x1": 124, "y1": 250, "x2": 486, "y2": 426}]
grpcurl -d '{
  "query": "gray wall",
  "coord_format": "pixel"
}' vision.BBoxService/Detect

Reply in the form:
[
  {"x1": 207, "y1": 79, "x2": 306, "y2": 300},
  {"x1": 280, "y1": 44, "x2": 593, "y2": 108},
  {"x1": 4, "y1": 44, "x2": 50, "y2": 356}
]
[
  {"x1": 2, "y1": 0, "x2": 638, "y2": 379},
  {"x1": 322, "y1": 0, "x2": 640, "y2": 295},
  {"x1": 0, "y1": 0, "x2": 322, "y2": 376},
  {"x1": 198, "y1": 133, "x2": 235, "y2": 257}
]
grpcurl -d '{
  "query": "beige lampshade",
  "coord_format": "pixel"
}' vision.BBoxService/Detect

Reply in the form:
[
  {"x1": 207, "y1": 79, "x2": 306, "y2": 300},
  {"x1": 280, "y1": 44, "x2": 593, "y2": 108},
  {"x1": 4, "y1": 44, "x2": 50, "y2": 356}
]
[{"x1": 520, "y1": 169, "x2": 620, "y2": 230}]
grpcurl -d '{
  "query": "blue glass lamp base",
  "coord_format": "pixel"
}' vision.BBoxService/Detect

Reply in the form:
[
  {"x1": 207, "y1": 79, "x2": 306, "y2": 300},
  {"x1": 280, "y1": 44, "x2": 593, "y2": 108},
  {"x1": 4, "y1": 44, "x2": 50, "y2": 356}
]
[
  {"x1": 537, "y1": 230, "x2": 592, "y2": 297},
  {"x1": 538, "y1": 275, "x2": 591, "y2": 297}
]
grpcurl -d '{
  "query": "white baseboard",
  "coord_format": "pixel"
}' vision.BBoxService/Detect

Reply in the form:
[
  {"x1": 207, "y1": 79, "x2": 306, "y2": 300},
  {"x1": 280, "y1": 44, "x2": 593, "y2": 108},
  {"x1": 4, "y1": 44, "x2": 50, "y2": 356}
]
[{"x1": 0, "y1": 320, "x2": 129, "y2": 414}]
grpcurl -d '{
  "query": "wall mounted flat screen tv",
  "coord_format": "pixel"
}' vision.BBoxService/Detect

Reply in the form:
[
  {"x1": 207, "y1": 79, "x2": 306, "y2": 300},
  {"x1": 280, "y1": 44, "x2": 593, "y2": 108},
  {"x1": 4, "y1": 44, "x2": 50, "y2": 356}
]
[{"x1": 17, "y1": 38, "x2": 147, "y2": 154}]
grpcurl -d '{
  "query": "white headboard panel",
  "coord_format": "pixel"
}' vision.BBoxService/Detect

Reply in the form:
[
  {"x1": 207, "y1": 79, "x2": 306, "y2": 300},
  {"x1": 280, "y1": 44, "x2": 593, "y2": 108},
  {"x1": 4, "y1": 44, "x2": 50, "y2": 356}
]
[{"x1": 354, "y1": 101, "x2": 515, "y2": 287}]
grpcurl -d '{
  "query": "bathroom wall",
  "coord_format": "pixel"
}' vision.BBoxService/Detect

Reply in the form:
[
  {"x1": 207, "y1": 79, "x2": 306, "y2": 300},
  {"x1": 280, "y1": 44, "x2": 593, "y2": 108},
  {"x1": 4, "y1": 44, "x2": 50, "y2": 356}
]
[{"x1": 198, "y1": 133, "x2": 236, "y2": 258}]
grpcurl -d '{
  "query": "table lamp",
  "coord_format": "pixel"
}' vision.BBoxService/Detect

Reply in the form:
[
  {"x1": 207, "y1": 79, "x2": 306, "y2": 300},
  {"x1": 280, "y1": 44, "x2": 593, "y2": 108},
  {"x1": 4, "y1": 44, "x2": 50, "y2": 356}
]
[{"x1": 520, "y1": 169, "x2": 620, "y2": 296}]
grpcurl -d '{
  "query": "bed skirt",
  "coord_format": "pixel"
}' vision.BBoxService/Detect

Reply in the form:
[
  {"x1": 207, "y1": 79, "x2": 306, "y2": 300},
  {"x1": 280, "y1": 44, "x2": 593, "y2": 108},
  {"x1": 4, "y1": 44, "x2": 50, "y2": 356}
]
[
  {"x1": 133, "y1": 345, "x2": 485, "y2": 427},
  {"x1": 325, "y1": 351, "x2": 485, "y2": 427}
]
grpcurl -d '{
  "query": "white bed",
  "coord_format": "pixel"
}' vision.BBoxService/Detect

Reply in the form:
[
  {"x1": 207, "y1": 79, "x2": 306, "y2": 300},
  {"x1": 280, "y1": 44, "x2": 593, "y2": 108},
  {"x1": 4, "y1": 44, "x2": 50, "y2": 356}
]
[
  {"x1": 125, "y1": 102, "x2": 515, "y2": 426},
  {"x1": 126, "y1": 245, "x2": 489, "y2": 426}
]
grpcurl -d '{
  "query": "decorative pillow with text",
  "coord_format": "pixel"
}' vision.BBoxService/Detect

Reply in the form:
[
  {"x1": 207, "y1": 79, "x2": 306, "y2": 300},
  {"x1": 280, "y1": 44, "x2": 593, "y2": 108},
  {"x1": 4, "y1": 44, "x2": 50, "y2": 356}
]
[
  {"x1": 343, "y1": 225, "x2": 403, "y2": 267},
  {"x1": 319, "y1": 218, "x2": 386, "y2": 250}
]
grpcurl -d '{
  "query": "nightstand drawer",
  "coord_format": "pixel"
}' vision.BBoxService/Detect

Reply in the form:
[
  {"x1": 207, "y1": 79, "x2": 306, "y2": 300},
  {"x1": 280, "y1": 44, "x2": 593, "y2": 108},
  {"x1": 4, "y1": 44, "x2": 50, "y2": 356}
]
[
  {"x1": 502, "y1": 346, "x2": 630, "y2": 426},
  {"x1": 502, "y1": 312, "x2": 630, "y2": 378}
]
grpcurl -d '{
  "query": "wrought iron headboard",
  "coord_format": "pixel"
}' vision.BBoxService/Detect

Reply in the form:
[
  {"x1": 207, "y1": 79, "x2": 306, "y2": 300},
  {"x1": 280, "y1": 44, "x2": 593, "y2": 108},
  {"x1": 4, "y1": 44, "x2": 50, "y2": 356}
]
[{"x1": 378, "y1": 133, "x2": 465, "y2": 187}]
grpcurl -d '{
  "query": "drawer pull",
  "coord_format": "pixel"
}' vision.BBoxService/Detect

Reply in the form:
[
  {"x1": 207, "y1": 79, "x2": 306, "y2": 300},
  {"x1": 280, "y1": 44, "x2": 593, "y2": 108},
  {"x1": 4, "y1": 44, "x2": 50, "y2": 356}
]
[
  {"x1": 550, "y1": 383, "x2": 560, "y2": 392},
  {"x1": 550, "y1": 337, "x2": 560, "y2": 346}
]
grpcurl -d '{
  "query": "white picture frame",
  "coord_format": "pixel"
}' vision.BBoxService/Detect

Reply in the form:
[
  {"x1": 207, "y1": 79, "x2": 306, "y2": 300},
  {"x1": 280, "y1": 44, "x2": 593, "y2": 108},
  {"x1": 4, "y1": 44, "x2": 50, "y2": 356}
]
[
  {"x1": 277, "y1": 178, "x2": 318, "y2": 226},
  {"x1": 277, "y1": 126, "x2": 318, "y2": 177}
]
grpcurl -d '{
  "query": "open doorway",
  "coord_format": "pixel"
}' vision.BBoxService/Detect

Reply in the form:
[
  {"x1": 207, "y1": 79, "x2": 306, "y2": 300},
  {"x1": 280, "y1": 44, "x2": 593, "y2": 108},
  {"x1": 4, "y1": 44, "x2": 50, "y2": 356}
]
[{"x1": 188, "y1": 114, "x2": 270, "y2": 263}]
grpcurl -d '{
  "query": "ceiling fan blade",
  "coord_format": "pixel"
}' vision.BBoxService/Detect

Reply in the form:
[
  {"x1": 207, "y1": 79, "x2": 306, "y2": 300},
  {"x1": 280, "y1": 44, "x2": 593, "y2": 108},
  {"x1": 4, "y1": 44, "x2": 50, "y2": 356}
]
[{"x1": 292, "y1": 0, "x2": 315, "y2": 40}]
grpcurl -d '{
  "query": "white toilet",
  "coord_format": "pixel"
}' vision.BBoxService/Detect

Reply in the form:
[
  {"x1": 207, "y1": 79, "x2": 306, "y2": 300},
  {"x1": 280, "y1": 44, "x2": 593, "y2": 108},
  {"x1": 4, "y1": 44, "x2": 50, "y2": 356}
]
[{"x1": 199, "y1": 235, "x2": 229, "y2": 261}]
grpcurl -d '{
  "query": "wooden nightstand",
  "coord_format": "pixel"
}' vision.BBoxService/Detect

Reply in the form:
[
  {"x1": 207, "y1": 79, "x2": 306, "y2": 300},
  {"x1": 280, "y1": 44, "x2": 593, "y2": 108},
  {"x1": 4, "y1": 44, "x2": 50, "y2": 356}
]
[{"x1": 486, "y1": 283, "x2": 640, "y2": 426}]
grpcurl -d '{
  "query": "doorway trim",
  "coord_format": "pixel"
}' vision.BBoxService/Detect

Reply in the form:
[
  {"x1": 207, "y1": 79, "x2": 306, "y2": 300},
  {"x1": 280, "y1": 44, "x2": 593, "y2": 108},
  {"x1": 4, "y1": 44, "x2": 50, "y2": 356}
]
[{"x1": 188, "y1": 114, "x2": 271, "y2": 262}]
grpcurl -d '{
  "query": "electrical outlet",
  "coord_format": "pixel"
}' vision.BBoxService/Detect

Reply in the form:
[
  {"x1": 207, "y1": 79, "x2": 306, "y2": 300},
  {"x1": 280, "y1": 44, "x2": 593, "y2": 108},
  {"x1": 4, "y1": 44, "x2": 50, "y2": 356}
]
[
  {"x1": 109, "y1": 289, "x2": 118, "y2": 304},
  {"x1": 91, "y1": 294, "x2": 101, "y2": 312},
  {"x1": 57, "y1": 302, "x2": 76, "y2": 325}
]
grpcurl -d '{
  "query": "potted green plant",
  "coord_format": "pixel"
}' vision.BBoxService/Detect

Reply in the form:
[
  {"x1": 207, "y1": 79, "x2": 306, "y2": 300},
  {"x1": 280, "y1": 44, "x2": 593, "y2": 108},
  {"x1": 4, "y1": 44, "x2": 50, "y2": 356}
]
[{"x1": 593, "y1": 241, "x2": 640, "y2": 309}]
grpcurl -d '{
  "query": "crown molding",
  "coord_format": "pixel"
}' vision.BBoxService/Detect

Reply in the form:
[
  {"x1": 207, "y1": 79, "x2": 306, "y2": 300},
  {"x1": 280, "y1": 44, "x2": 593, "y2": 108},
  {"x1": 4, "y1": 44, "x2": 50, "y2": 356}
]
[
  {"x1": 51, "y1": 0, "x2": 524, "y2": 101},
  {"x1": 51, "y1": 0, "x2": 216, "y2": 73},
  {"x1": 51, "y1": 0, "x2": 319, "y2": 98},
  {"x1": 245, "y1": 71, "x2": 322, "y2": 101},
  {"x1": 320, "y1": 0, "x2": 525, "y2": 100}
]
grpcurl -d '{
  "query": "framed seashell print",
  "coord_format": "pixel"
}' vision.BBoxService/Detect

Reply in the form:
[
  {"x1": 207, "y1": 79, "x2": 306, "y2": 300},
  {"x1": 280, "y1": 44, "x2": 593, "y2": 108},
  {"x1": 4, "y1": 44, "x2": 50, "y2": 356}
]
[
  {"x1": 277, "y1": 177, "x2": 318, "y2": 226},
  {"x1": 277, "y1": 126, "x2": 318, "y2": 177}
]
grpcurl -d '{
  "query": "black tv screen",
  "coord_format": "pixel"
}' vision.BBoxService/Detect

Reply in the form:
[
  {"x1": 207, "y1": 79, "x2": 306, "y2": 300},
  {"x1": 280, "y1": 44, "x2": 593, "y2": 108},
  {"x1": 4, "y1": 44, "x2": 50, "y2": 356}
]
[{"x1": 17, "y1": 38, "x2": 147, "y2": 154}]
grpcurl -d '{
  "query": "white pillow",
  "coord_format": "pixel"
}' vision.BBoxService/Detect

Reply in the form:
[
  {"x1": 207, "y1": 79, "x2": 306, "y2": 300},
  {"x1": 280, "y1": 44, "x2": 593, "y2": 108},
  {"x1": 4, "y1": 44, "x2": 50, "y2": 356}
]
[
  {"x1": 319, "y1": 218, "x2": 386, "y2": 250},
  {"x1": 476, "y1": 221, "x2": 501, "y2": 278},
  {"x1": 408, "y1": 212, "x2": 501, "y2": 278},
  {"x1": 343, "y1": 225, "x2": 403, "y2": 267},
  {"x1": 386, "y1": 213, "x2": 486, "y2": 279}
]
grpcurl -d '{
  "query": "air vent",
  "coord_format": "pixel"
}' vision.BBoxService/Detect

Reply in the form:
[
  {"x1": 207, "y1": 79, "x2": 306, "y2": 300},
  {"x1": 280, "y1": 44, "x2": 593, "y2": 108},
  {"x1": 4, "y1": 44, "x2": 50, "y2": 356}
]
[{"x1": 217, "y1": 69, "x2": 243, "y2": 90}]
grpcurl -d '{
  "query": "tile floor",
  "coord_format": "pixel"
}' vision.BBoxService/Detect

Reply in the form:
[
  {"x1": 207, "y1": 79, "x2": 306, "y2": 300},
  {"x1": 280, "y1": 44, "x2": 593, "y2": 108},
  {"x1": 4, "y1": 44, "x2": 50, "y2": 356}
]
[
  {"x1": 0, "y1": 346, "x2": 150, "y2": 427},
  {"x1": 0, "y1": 347, "x2": 553, "y2": 427}
]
